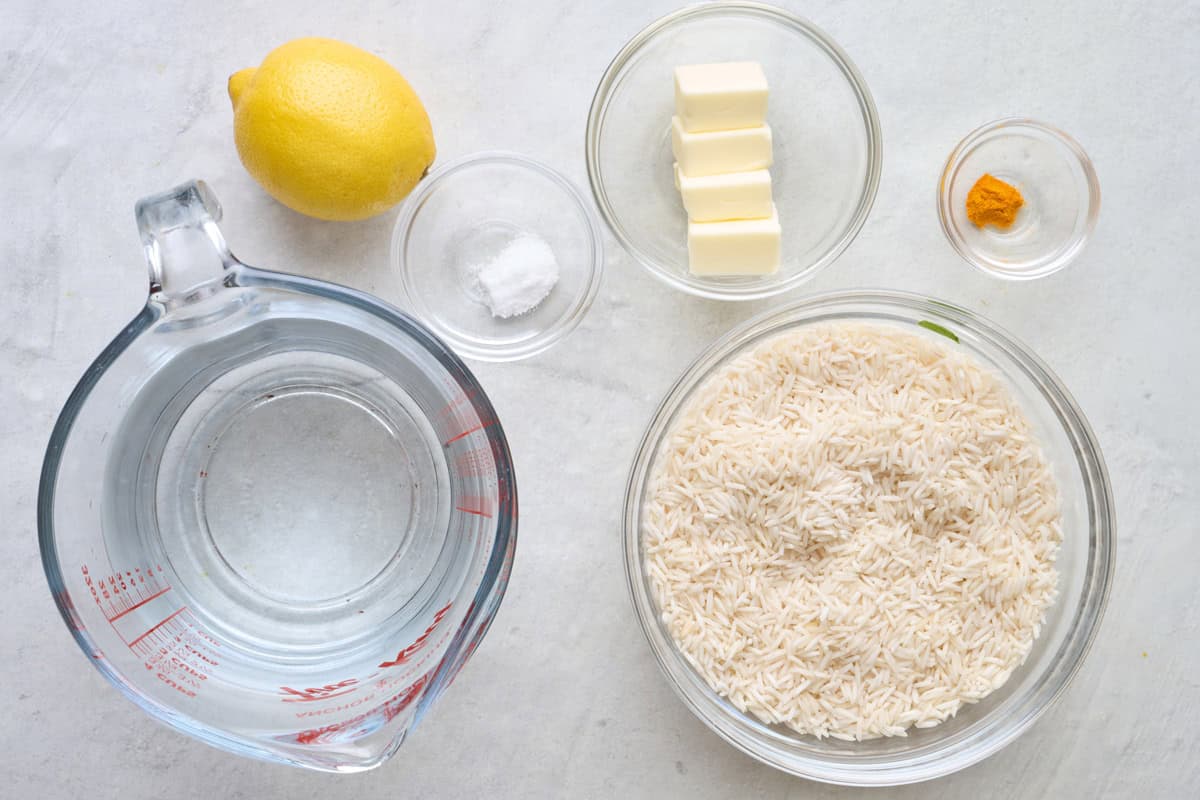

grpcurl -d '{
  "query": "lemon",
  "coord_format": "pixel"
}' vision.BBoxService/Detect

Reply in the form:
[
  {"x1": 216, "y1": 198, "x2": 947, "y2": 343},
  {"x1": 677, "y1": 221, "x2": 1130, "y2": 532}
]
[{"x1": 228, "y1": 38, "x2": 435, "y2": 221}]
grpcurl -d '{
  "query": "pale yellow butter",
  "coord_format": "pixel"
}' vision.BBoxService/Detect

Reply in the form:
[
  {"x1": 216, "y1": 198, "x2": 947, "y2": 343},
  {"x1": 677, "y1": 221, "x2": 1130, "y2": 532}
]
[
  {"x1": 674, "y1": 61, "x2": 769, "y2": 132},
  {"x1": 678, "y1": 169, "x2": 772, "y2": 222},
  {"x1": 671, "y1": 116, "x2": 772, "y2": 177},
  {"x1": 687, "y1": 205, "x2": 781, "y2": 275}
]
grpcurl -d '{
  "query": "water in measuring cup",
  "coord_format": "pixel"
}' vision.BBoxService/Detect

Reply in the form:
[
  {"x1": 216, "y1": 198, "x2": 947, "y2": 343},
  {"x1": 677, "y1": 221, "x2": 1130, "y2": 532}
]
[{"x1": 99, "y1": 313, "x2": 468, "y2": 692}]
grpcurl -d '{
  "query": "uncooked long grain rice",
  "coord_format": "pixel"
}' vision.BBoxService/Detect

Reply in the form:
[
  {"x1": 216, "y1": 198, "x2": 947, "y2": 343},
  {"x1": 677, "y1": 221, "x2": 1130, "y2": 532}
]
[{"x1": 644, "y1": 322, "x2": 1062, "y2": 740}]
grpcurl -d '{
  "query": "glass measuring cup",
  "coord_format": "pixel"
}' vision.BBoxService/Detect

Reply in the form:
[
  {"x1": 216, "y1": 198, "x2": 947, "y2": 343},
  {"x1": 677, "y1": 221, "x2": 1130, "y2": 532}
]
[{"x1": 38, "y1": 181, "x2": 517, "y2": 771}]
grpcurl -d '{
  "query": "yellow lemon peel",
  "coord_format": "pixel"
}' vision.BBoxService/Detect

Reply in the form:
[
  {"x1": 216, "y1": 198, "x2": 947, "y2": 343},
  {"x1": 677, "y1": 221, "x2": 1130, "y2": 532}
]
[{"x1": 228, "y1": 38, "x2": 435, "y2": 221}]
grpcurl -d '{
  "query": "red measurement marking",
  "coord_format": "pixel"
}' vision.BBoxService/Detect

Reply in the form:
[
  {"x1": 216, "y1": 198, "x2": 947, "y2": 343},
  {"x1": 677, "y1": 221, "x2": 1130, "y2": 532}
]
[
  {"x1": 378, "y1": 602, "x2": 453, "y2": 668},
  {"x1": 106, "y1": 586, "x2": 171, "y2": 622},
  {"x1": 294, "y1": 674, "x2": 430, "y2": 745},
  {"x1": 443, "y1": 421, "x2": 493, "y2": 446},
  {"x1": 436, "y1": 397, "x2": 466, "y2": 420},
  {"x1": 129, "y1": 606, "x2": 187, "y2": 648},
  {"x1": 436, "y1": 386, "x2": 486, "y2": 420},
  {"x1": 279, "y1": 680, "x2": 359, "y2": 703},
  {"x1": 452, "y1": 449, "x2": 494, "y2": 477},
  {"x1": 454, "y1": 506, "x2": 492, "y2": 518}
]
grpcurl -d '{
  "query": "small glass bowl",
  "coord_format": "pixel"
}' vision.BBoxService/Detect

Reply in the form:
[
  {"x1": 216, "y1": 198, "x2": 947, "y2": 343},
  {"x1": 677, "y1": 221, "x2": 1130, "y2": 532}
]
[
  {"x1": 624, "y1": 291, "x2": 1115, "y2": 785},
  {"x1": 586, "y1": 2, "x2": 882, "y2": 301},
  {"x1": 392, "y1": 152, "x2": 604, "y2": 361},
  {"x1": 938, "y1": 118, "x2": 1101, "y2": 280}
]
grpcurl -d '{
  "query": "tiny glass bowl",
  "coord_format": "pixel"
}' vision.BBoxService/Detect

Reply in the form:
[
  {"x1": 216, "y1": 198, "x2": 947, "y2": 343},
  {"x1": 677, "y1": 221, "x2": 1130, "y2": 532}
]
[
  {"x1": 586, "y1": 1, "x2": 882, "y2": 301},
  {"x1": 938, "y1": 118, "x2": 1100, "y2": 280},
  {"x1": 392, "y1": 152, "x2": 604, "y2": 361}
]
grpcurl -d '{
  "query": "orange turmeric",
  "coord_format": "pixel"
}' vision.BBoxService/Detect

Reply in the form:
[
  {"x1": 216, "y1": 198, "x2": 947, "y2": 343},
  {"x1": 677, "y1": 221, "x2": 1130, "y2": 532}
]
[{"x1": 966, "y1": 174, "x2": 1023, "y2": 229}]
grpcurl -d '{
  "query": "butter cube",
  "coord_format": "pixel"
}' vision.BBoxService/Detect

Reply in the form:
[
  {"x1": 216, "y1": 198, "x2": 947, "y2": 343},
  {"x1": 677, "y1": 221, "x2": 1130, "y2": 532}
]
[
  {"x1": 674, "y1": 61, "x2": 769, "y2": 132},
  {"x1": 678, "y1": 169, "x2": 773, "y2": 222},
  {"x1": 688, "y1": 206, "x2": 781, "y2": 275},
  {"x1": 671, "y1": 116, "x2": 772, "y2": 177}
]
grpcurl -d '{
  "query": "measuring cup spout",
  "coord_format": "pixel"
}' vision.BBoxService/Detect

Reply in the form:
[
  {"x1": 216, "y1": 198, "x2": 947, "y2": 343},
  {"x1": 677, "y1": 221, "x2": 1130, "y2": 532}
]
[{"x1": 136, "y1": 180, "x2": 238, "y2": 302}]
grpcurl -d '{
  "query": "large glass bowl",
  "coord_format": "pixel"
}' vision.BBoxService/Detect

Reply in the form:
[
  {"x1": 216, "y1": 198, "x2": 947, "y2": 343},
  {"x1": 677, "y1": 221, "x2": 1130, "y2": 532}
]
[
  {"x1": 623, "y1": 291, "x2": 1115, "y2": 785},
  {"x1": 586, "y1": 2, "x2": 882, "y2": 300}
]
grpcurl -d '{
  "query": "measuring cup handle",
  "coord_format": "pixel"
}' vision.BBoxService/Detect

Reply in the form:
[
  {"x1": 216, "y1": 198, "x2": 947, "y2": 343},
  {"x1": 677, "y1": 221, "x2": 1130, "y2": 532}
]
[{"x1": 135, "y1": 180, "x2": 238, "y2": 300}]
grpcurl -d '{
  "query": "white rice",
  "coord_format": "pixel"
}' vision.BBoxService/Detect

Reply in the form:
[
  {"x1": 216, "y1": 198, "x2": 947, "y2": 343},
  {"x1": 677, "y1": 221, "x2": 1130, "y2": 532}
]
[{"x1": 644, "y1": 322, "x2": 1062, "y2": 740}]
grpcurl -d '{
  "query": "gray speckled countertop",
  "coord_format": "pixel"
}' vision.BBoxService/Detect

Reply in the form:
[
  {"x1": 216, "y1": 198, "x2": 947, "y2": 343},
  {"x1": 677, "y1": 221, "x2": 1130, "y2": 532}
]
[{"x1": 4, "y1": 0, "x2": 1198, "y2": 797}]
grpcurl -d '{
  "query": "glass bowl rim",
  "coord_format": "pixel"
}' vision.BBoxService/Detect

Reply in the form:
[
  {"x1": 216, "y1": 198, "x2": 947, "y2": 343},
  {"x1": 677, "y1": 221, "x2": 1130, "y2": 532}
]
[
  {"x1": 391, "y1": 150, "x2": 605, "y2": 362},
  {"x1": 621, "y1": 288, "x2": 1116, "y2": 785},
  {"x1": 936, "y1": 117, "x2": 1102, "y2": 281},
  {"x1": 585, "y1": 0, "x2": 883, "y2": 301}
]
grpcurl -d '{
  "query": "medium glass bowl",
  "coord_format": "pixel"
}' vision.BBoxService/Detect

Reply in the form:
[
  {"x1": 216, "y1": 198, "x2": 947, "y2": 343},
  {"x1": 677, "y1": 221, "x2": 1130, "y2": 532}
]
[
  {"x1": 938, "y1": 118, "x2": 1101, "y2": 279},
  {"x1": 623, "y1": 290, "x2": 1115, "y2": 785},
  {"x1": 586, "y1": 2, "x2": 882, "y2": 300},
  {"x1": 392, "y1": 152, "x2": 604, "y2": 362}
]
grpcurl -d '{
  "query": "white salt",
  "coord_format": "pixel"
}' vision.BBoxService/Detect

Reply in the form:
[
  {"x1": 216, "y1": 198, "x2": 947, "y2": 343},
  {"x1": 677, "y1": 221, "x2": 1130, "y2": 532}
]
[{"x1": 471, "y1": 234, "x2": 560, "y2": 319}]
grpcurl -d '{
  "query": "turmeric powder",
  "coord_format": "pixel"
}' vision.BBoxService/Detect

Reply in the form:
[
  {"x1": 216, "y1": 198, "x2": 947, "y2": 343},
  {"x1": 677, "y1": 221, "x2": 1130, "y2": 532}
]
[{"x1": 966, "y1": 174, "x2": 1024, "y2": 229}]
